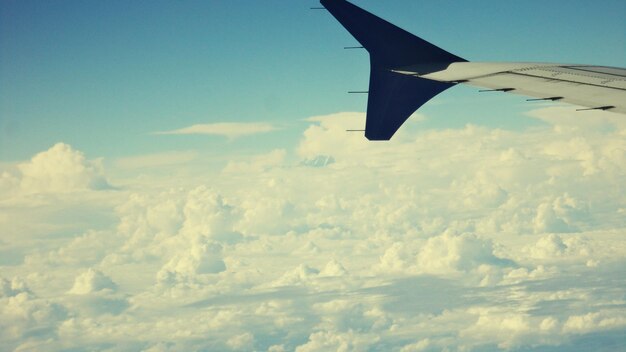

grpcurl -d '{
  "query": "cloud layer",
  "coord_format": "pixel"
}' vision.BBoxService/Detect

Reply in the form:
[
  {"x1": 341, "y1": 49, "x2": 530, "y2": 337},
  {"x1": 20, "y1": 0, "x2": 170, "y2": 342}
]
[{"x1": 1, "y1": 108, "x2": 625, "y2": 351}]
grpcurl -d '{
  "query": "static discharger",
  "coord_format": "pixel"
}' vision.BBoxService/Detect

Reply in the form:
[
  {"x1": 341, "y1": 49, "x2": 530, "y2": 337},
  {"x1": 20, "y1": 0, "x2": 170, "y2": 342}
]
[
  {"x1": 479, "y1": 88, "x2": 515, "y2": 92},
  {"x1": 527, "y1": 97, "x2": 563, "y2": 101},
  {"x1": 346, "y1": 129, "x2": 366, "y2": 132},
  {"x1": 348, "y1": 91, "x2": 369, "y2": 94},
  {"x1": 344, "y1": 46, "x2": 364, "y2": 49},
  {"x1": 576, "y1": 106, "x2": 615, "y2": 111}
]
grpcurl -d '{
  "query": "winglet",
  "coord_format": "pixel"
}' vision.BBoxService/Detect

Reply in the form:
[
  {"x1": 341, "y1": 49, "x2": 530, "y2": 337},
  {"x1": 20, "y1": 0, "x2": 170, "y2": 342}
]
[{"x1": 320, "y1": 0, "x2": 466, "y2": 140}]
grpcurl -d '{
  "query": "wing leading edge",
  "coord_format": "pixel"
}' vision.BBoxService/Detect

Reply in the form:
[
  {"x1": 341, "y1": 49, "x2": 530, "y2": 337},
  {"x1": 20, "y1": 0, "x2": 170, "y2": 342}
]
[
  {"x1": 321, "y1": 0, "x2": 626, "y2": 140},
  {"x1": 397, "y1": 62, "x2": 626, "y2": 115}
]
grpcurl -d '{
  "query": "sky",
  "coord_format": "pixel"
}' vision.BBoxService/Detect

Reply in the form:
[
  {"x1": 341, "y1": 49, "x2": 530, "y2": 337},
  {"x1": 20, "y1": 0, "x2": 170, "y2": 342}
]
[{"x1": 1, "y1": 0, "x2": 626, "y2": 351}]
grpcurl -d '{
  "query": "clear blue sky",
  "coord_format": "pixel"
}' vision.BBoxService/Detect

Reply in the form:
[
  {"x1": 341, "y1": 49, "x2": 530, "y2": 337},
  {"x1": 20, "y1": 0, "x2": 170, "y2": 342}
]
[{"x1": 1, "y1": 0, "x2": 625, "y2": 161}]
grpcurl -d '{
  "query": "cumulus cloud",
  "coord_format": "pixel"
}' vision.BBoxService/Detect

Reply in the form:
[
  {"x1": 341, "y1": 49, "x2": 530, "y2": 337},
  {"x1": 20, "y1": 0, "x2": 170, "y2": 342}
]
[
  {"x1": 425, "y1": 233, "x2": 514, "y2": 273},
  {"x1": 271, "y1": 264, "x2": 320, "y2": 287},
  {"x1": 65, "y1": 269, "x2": 127, "y2": 318},
  {"x1": 533, "y1": 194, "x2": 589, "y2": 234},
  {"x1": 460, "y1": 308, "x2": 533, "y2": 349},
  {"x1": 226, "y1": 332, "x2": 254, "y2": 351},
  {"x1": 17, "y1": 143, "x2": 111, "y2": 193},
  {"x1": 295, "y1": 330, "x2": 379, "y2": 352},
  {"x1": 178, "y1": 186, "x2": 238, "y2": 242},
  {"x1": 377, "y1": 232, "x2": 514, "y2": 276},
  {"x1": 0, "y1": 277, "x2": 67, "y2": 348},
  {"x1": 298, "y1": 112, "x2": 370, "y2": 159},
  {"x1": 69, "y1": 268, "x2": 117, "y2": 295},
  {"x1": 525, "y1": 234, "x2": 569, "y2": 259},
  {"x1": 157, "y1": 242, "x2": 226, "y2": 286},
  {"x1": 399, "y1": 339, "x2": 431, "y2": 352},
  {"x1": 563, "y1": 311, "x2": 626, "y2": 334},
  {"x1": 109, "y1": 186, "x2": 241, "y2": 264},
  {"x1": 155, "y1": 122, "x2": 279, "y2": 139},
  {"x1": 0, "y1": 277, "x2": 30, "y2": 298},
  {"x1": 320, "y1": 259, "x2": 348, "y2": 277}
]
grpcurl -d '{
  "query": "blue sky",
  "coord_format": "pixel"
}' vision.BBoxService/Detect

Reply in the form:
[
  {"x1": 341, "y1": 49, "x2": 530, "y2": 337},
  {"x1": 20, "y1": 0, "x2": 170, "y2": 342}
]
[
  {"x1": 1, "y1": 0, "x2": 624, "y2": 161},
  {"x1": 1, "y1": 2, "x2": 626, "y2": 351}
]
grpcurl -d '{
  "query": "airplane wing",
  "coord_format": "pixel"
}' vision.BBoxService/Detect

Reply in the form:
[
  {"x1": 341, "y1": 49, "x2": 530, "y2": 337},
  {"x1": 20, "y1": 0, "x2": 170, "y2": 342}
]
[
  {"x1": 395, "y1": 62, "x2": 626, "y2": 114},
  {"x1": 320, "y1": 0, "x2": 626, "y2": 140}
]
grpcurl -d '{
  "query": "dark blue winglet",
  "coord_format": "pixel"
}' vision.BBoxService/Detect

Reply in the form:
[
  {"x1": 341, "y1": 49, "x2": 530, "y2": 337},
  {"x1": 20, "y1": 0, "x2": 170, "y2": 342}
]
[{"x1": 320, "y1": 0, "x2": 466, "y2": 140}]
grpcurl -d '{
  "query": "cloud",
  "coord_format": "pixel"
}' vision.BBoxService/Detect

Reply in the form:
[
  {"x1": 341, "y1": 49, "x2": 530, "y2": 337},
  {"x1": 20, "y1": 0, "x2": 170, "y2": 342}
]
[
  {"x1": 69, "y1": 268, "x2": 117, "y2": 295},
  {"x1": 563, "y1": 311, "x2": 626, "y2": 334},
  {"x1": 156, "y1": 242, "x2": 226, "y2": 287},
  {"x1": 417, "y1": 232, "x2": 514, "y2": 274},
  {"x1": 460, "y1": 308, "x2": 533, "y2": 349},
  {"x1": 271, "y1": 264, "x2": 320, "y2": 287},
  {"x1": 0, "y1": 277, "x2": 67, "y2": 348},
  {"x1": 320, "y1": 259, "x2": 348, "y2": 277},
  {"x1": 0, "y1": 277, "x2": 30, "y2": 298},
  {"x1": 12, "y1": 143, "x2": 111, "y2": 194},
  {"x1": 24, "y1": 230, "x2": 120, "y2": 267},
  {"x1": 155, "y1": 122, "x2": 279, "y2": 138},
  {"x1": 0, "y1": 171, "x2": 19, "y2": 197},
  {"x1": 526, "y1": 106, "x2": 626, "y2": 134},
  {"x1": 226, "y1": 332, "x2": 254, "y2": 351},
  {"x1": 295, "y1": 330, "x2": 379, "y2": 352},
  {"x1": 399, "y1": 339, "x2": 431, "y2": 352},
  {"x1": 526, "y1": 234, "x2": 568, "y2": 259},
  {"x1": 533, "y1": 194, "x2": 588, "y2": 234}
]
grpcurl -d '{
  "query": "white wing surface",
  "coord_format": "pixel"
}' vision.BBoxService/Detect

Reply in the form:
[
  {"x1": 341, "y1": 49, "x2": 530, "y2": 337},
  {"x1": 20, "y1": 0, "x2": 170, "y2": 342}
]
[{"x1": 398, "y1": 62, "x2": 626, "y2": 114}]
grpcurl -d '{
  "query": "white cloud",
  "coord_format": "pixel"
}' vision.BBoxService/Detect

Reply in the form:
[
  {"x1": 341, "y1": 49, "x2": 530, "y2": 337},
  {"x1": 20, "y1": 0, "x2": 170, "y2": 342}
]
[
  {"x1": 0, "y1": 277, "x2": 30, "y2": 298},
  {"x1": 17, "y1": 143, "x2": 111, "y2": 194},
  {"x1": 69, "y1": 268, "x2": 117, "y2": 295},
  {"x1": 271, "y1": 264, "x2": 320, "y2": 287},
  {"x1": 0, "y1": 277, "x2": 67, "y2": 348},
  {"x1": 157, "y1": 242, "x2": 226, "y2": 287},
  {"x1": 563, "y1": 311, "x2": 626, "y2": 334},
  {"x1": 399, "y1": 338, "x2": 430, "y2": 352},
  {"x1": 525, "y1": 234, "x2": 569, "y2": 260},
  {"x1": 460, "y1": 308, "x2": 533, "y2": 349},
  {"x1": 226, "y1": 332, "x2": 254, "y2": 351},
  {"x1": 526, "y1": 106, "x2": 626, "y2": 134},
  {"x1": 406, "y1": 232, "x2": 514, "y2": 275},
  {"x1": 295, "y1": 330, "x2": 378, "y2": 352},
  {"x1": 24, "y1": 230, "x2": 119, "y2": 267},
  {"x1": 533, "y1": 194, "x2": 588, "y2": 234},
  {"x1": 0, "y1": 171, "x2": 19, "y2": 197},
  {"x1": 155, "y1": 122, "x2": 279, "y2": 138},
  {"x1": 320, "y1": 259, "x2": 348, "y2": 277}
]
